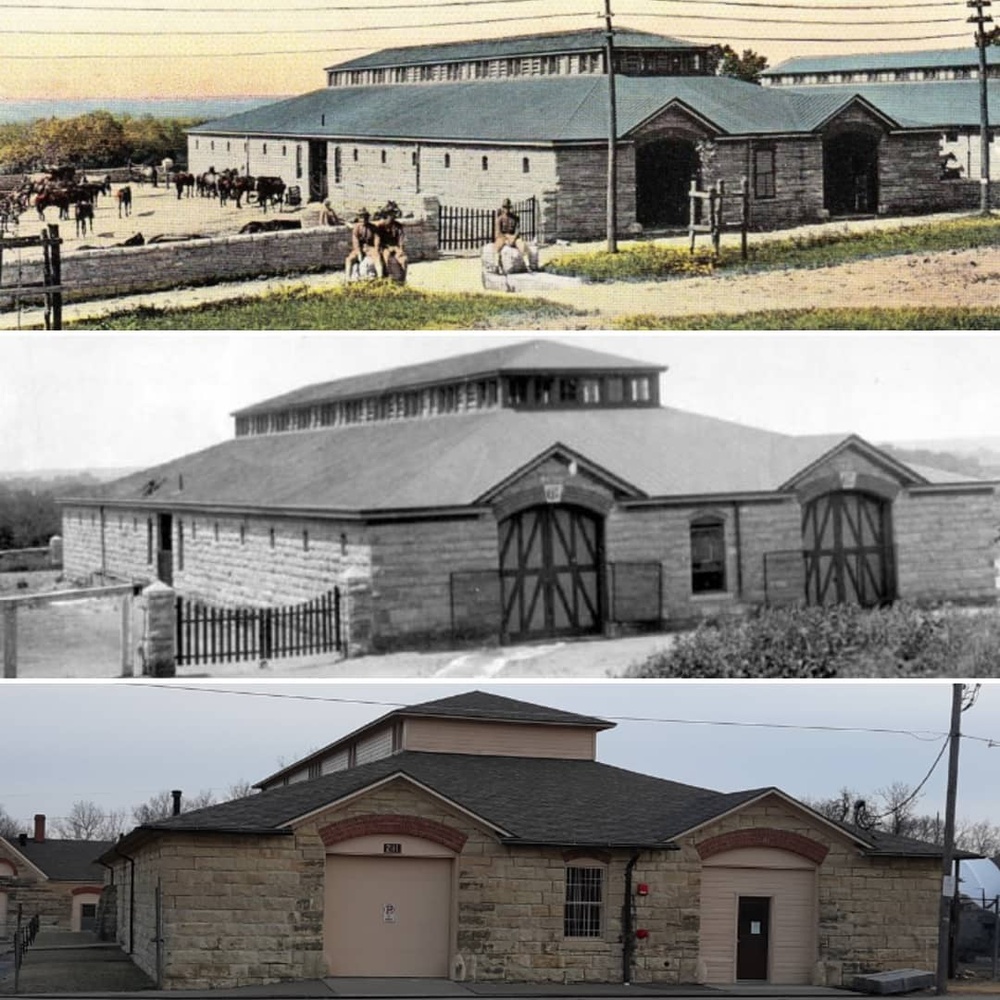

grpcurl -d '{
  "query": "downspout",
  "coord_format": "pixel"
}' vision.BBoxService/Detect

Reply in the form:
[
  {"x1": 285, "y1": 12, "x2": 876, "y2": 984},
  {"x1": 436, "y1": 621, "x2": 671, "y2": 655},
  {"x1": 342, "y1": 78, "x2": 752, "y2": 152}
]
[
  {"x1": 622, "y1": 851, "x2": 641, "y2": 985},
  {"x1": 112, "y1": 842, "x2": 136, "y2": 955},
  {"x1": 733, "y1": 501, "x2": 744, "y2": 599}
]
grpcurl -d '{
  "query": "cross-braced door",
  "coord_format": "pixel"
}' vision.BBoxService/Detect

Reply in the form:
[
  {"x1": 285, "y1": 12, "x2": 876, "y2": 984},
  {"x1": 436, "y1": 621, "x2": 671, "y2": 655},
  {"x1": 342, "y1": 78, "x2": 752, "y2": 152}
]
[
  {"x1": 499, "y1": 505, "x2": 603, "y2": 640},
  {"x1": 802, "y1": 491, "x2": 894, "y2": 607}
]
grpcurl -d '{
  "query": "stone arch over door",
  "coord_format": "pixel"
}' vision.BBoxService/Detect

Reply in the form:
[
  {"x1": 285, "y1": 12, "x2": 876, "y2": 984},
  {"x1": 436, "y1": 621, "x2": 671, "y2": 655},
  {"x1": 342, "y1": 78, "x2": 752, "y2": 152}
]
[
  {"x1": 635, "y1": 138, "x2": 701, "y2": 227},
  {"x1": 323, "y1": 823, "x2": 459, "y2": 978},
  {"x1": 802, "y1": 490, "x2": 895, "y2": 607},
  {"x1": 823, "y1": 130, "x2": 880, "y2": 215},
  {"x1": 498, "y1": 503, "x2": 604, "y2": 640}
]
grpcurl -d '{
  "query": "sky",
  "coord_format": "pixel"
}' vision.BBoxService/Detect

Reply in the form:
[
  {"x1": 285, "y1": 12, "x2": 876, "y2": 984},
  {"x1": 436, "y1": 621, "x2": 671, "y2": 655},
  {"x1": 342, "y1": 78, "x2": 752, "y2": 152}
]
[
  {"x1": 2, "y1": 680, "x2": 999, "y2": 839},
  {"x1": 1, "y1": 332, "x2": 999, "y2": 475},
  {"x1": 0, "y1": 0, "x2": 982, "y2": 100}
]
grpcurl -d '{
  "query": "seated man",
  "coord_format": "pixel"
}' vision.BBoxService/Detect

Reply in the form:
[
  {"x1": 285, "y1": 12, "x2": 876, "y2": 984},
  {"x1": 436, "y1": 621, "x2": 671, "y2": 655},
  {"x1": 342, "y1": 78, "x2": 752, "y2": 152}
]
[
  {"x1": 345, "y1": 207, "x2": 382, "y2": 278},
  {"x1": 376, "y1": 201, "x2": 407, "y2": 282},
  {"x1": 318, "y1": 198, "x2": 341, "y2": 226},
  {"x1": 493, "y1": 197, "x2": 531, "y2": 271}
]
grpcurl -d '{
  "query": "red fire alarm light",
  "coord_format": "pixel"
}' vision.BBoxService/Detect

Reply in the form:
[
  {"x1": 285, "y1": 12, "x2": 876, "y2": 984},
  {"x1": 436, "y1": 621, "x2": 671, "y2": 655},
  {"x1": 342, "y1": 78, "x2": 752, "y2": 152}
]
[
  {"x1": 636, "y1": 928, "x2": 650, "y2": 940},
  {"x1": 636, "y1": 883, "x2": 649, "y2": 896}
]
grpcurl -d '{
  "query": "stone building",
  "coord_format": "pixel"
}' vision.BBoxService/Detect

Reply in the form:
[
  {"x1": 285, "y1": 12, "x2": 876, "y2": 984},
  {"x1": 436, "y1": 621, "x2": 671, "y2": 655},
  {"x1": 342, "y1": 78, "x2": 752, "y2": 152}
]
[
  {"x1": 59, "y1": 339, "x2": 999, "y2": 654},
  {"x1": 185, "y1": 27, "x2": 984, "y2": 237},
  {"x1": 0, "y1": 815, "x2": 110, "y2": 934},
  {"x1": 99, "y1": 690, "x2": 954, "y2": 990}
]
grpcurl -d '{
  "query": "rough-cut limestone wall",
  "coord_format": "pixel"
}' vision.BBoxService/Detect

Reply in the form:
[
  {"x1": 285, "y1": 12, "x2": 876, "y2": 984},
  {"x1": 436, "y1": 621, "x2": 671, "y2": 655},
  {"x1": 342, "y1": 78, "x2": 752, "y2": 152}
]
[
  {"x1": 894, "y1": 488, "x2": 1000, "y2": 604},
  {"x1": 5, "y1": 206, "x2": 438, "y2": 305}
]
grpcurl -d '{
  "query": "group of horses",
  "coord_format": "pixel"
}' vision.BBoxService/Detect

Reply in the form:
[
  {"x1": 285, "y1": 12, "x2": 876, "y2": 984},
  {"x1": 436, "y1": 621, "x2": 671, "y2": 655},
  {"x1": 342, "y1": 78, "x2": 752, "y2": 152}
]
[
  {"x1": 1, "y1": 167, "x2": 132, "y2": 236},
  {"x1": 184, "y1": 168, "x2": 288, "y2": 212}
]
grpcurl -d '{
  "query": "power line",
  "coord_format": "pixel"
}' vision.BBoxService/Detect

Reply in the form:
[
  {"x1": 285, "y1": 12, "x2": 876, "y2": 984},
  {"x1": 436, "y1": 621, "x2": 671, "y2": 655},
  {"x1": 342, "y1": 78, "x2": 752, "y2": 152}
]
[
  {"x1": 134, "y1": 683, "x2": 999, "y2": 744},
  {"x1": 0, "y1": 11, "x2": 967, "y2": 33}
]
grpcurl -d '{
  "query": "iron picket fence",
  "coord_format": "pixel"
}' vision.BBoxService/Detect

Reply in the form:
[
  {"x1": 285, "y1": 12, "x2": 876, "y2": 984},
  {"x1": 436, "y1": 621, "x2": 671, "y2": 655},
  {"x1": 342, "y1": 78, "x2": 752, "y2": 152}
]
[
  {"x1": 438, "y1": 196, "x2": 537, "y2": 251},
  {"x1": 175, "y1": 589, "x2": 340, "y2": 665}
]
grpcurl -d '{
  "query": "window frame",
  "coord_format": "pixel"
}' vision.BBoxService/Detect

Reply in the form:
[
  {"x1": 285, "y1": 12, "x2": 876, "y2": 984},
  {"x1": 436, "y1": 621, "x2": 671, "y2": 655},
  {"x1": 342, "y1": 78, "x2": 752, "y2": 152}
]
[
  {"x1": 690, "y1": 515, "x2": 727, "y2": 594},
  {"x1": 754, "y1": 145, "x2": 776, "y2": 200},
  {"x1": 563, "y1": 863, "x2": 605, "y2": 938}
]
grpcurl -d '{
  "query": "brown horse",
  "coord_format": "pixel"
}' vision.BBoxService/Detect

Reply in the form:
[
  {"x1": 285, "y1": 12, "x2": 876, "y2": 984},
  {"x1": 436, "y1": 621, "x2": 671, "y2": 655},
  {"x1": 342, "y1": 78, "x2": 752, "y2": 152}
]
[
  {"x1": 74, "y1": 199, "x2": 94, "y2": 236},
  {"x1": 116, "y1": 185, "x2": 132, "y2": 218},
  {"x1": 173, "y1": 171, "x2": 195, "y2": 199}
]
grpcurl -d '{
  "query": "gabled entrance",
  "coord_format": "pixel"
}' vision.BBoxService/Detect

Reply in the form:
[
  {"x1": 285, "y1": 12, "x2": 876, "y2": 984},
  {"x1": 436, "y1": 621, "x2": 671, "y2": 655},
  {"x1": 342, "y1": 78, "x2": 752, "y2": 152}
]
[
  {"x1": 498, "y1": 504, "x2": 603, "y2": 640},
  {"x1": 802, "y1": 491, "x2": 894, "y2": 606},
  {"x1": 824, "y1": 130, "x2": 880, "y2": 215},
  {"x1": 636, "y1": 139, "x2": 700, "y2": 227}
]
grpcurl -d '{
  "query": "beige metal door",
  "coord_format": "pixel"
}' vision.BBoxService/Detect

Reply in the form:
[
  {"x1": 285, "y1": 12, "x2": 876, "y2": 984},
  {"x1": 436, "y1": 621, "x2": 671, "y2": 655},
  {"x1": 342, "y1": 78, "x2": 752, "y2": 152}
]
[
  {"x1": 324, "y1": 855, "x2": 452, "y2": 977},
  {"x1": 700, "y1": 852, "x2": 816, "y2": 984}
]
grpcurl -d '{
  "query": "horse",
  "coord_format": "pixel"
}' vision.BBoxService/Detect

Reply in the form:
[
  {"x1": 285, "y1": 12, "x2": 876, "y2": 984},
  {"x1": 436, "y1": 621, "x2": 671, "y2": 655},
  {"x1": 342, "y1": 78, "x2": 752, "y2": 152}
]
[
  {"x1": 33, "y1": 187, "x2": 72, "y2": 221},
  {"x1": 116, "y1": 185, "x2": 132, "y2": 218},
  {"x1": 74, "y1": 199, "x2": 94, "y2": 236},
  {"x1": 220, "y1": 174, "x2": 253, "y2": 209},
  {"x1": 197, "y1": 169, "x2": 219, "y2": 198},
  {"x1": 254, "y1": 176, "x2": 286, "y2": 213},
  {"x1": 173, "y1": 171, "x2": 195, "y2": 199}
]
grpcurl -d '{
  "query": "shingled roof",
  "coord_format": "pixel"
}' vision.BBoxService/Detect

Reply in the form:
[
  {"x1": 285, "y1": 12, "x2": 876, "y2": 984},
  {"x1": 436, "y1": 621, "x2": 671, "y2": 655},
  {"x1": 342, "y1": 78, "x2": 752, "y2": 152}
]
[
  {"x1": 186, "y1": 75, "x2": 904, "y2": 145},
  {"x1": 103, "y1": 752, "x2": 958, "y2": 863},
  {"x1": 766, "y1": 46, "x2": 1000, "y2": 77},
  {"x1": 5, "y1": 838, "x2": 112, "y2": 882},
  {"x1": 327, "y1": 26, "x2": 706, "y2": 73},
  {"x1": 233, "y1": 339, "x2": 665, "y2": 417}
]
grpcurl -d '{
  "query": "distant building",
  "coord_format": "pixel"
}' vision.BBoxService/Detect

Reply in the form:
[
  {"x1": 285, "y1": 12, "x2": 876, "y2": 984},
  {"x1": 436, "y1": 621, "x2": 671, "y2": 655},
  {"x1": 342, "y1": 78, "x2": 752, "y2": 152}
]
[
  {"x1": 60, "y1": 340, "x2": 1000, "y2": 653},
  {"x1": 0, "y1": 815, "x2": 109, "y2": 934}
]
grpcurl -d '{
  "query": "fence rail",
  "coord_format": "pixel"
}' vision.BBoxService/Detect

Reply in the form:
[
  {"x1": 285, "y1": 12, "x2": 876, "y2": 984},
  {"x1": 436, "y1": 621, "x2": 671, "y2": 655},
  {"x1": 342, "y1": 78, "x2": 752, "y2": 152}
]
[
  {"x1": 175, "y1": 589, "x2": 341, "y2": 666},
  {"x1": 438, "y1": 196, "x2": 537, "y2": 251}
]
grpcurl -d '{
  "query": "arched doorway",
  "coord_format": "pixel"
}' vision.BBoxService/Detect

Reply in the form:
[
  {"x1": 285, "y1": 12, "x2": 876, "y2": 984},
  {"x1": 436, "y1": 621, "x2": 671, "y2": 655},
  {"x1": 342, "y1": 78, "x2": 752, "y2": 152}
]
[
  {"x1": 802, "y1": 491, "x2": 894, "y2": 607},
  {"x1": 635, "y1": 139, "x2": 700, "y2": 228},
  {"x1": 823, "y1": 131, "x2": 880, "y2": 215},
  {"x1": 498, "y1": 504, "x2": 603, "y2": 640}
]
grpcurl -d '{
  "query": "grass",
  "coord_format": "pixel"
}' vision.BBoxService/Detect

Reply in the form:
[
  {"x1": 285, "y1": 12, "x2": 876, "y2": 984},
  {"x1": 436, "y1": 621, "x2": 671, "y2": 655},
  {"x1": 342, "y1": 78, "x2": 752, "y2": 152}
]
[
  {"x1": 74, "y1": 281, "x2": 583, "y2": 330},
  {"x1": 625, "y1": 603, "x2": 1000, "y2": 679},
  {"x1": 615, "y1": 305, "x2": 1000, "y2": 329},
  {"x1": 547, "y1": 214, "x2": 1000, "y2": 282}
]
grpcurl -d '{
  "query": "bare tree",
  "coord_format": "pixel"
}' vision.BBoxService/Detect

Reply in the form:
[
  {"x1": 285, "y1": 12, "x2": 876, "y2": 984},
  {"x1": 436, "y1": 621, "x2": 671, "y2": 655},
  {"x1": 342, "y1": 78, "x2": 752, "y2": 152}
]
[
  {"x1": 132, "y1": 789, "x2": 217, "y2": 825},
  {"x1": 52, "y1": 801, "x2": 126, "y2": 840},
  {"x1": 956, "y1": 818, "x2": 1000, "y2": 856},
  {"x1": 226, "y1": 781, "x2": 255, "y2": 802},
  {"x1": 0, "y1": 805, "x2": 22, "y2": 840},
  {"x1": 875, "y1": 781, "x2": 920, "y2": 837}
]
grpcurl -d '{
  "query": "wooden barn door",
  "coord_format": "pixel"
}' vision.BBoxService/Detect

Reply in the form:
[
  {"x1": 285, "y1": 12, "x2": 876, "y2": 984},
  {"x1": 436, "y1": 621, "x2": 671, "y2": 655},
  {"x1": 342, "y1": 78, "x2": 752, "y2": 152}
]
[
  {"x1": 499, "y1": 505, "x2": 603, "y2": 640},
  {"x1": 802, "y1": 491, "x2": 894, "y2": 607}
]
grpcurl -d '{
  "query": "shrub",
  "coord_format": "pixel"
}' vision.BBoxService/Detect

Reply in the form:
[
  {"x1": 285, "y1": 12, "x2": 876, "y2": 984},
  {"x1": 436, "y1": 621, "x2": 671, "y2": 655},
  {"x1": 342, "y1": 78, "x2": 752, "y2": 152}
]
[
  {"x1": 625, "y1": 603, "x2": 1000, "y2": 678},
  {"x1": 547, "y1": 244, "x2": 717, "y2": 282}
]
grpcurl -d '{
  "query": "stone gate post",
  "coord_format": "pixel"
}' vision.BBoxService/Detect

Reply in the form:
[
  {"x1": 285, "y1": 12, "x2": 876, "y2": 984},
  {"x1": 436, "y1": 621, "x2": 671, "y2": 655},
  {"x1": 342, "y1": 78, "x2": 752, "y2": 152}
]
[{"x1": 141, "y1": 580, "x2": 176, "y2": 677}]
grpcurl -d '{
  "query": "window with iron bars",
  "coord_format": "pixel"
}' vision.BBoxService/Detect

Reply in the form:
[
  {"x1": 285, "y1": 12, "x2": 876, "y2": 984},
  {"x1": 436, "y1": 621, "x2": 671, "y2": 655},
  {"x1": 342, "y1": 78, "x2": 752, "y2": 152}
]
[{"x1": 564, "y1": 866, "x2": 604, "y2": 937}]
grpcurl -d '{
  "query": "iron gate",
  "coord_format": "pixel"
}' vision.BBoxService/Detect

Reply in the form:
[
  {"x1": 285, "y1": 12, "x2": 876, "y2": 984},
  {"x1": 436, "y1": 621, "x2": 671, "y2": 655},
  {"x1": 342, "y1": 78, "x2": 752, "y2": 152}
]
[
  {"x1": 175, "y1": 589, "x2": 341, "y2": 665},
  {"x1": 438, "y1": 196, "x2": 537, "y2": 250}
]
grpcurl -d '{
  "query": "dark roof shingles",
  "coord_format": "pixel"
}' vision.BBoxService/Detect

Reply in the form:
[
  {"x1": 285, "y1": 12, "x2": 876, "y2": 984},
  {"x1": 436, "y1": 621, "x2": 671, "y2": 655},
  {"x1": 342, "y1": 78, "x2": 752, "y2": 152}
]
[{"x1": 8, "y1": 839, "x2": 113, "y2": 881}]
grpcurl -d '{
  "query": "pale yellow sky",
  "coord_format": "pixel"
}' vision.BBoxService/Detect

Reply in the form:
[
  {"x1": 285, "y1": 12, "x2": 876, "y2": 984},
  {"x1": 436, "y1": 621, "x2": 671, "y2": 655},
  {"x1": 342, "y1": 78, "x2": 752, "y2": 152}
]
[{"x1": 1, "y1": 0, "x2": 976, "y2": 100}]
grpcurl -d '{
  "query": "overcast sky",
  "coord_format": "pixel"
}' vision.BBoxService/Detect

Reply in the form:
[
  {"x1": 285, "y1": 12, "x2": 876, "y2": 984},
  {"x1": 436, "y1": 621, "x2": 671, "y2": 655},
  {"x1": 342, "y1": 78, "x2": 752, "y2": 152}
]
[
  {"x1": 1, "y1": 1, "x2": 979, "y2": 100},
  {"x1": 1, "y1": 332, "x2": 998, "y2": 475},
  {"x1": 3, "y1": 680, "x2": 998, "y2": 838}
]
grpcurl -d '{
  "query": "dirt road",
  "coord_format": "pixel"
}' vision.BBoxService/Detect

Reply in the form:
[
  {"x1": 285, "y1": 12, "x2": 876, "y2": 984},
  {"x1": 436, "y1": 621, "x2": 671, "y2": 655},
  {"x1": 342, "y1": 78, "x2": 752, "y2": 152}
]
[{"x1": 1, "y1": 189, "x2": 995, "y2": 328}]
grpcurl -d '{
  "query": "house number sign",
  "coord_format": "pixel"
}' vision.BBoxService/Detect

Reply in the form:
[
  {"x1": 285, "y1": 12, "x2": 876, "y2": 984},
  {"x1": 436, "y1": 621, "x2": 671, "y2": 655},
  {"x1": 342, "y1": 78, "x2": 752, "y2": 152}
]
[{"x1": 383, "y1": 842, "x2": 402, "y2": 854}]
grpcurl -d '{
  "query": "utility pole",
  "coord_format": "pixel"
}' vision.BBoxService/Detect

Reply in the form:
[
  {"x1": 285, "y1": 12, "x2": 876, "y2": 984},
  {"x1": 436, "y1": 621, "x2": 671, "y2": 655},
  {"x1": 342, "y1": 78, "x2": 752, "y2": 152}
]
[
  {"x1": 935, "y1": 684, "x2": 965, "y2": 995},
  {"x1": 603, "y1": 0, "x2": 619, "y2": 252},
  {"x1": 967, "y1": 0, "x2": 993, "y2": 214}
]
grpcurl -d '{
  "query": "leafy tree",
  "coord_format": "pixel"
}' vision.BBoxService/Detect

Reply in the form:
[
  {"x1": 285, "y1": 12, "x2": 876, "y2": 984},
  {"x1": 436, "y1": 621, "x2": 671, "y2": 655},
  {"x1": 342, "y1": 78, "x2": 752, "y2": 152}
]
[{"x1": 707, "y1": 44, "x2": 770, "y2": 84}]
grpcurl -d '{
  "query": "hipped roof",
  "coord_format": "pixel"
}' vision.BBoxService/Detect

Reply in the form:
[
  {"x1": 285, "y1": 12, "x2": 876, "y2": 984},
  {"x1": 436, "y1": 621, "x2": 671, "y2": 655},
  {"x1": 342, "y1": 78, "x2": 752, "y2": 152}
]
[
  {"x1": 186, "y1": 75, "x2": 905, "y2": 144},
  {"x1": 233, "y1": 339, "x2": 665, "y2": 417},
  {"x1": 767, "y1": 46, "x2": 1000, "y2": 77},
  {"x1": 64, "y1": 407, "x2": 869, "y2": 513},
  {"x1": 328, "y1": 27, "x2": 707, "y2": 73}
]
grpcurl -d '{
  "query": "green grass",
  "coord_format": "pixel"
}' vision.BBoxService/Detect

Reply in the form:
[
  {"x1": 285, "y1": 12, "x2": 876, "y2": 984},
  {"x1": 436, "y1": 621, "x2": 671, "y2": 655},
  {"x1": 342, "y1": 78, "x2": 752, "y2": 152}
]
[
  {"x1": 615, "y1": 306, "x2": 1000, "y2": 330},
  {"x1": 73, "y1": 282, "x2": 583, "y2": 330},
  {"x1": 548, "y1": 214, "x2": 1000, "y2": 282},
  {"x1": 625, "y1": 603, "x2": 1000, "y2": 679}
]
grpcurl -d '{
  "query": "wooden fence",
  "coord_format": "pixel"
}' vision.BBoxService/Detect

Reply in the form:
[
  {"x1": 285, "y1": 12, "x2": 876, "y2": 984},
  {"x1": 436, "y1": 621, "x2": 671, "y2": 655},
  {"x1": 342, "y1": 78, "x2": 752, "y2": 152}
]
[
  {"x1": 0, "y1": 223, "x2": 63, "y2": 328},
  {"x1": 438, "y1": 196, "x2": 537, "y2": 251},
  {"x1": 175, "y1": 589, "x2": 341, "y2": 666}
]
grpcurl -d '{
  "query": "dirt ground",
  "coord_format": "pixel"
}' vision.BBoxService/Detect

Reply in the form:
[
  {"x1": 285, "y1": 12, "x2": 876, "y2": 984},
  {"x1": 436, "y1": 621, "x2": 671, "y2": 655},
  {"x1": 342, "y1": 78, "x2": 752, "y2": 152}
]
[{"x1": 0, "y1": 186, "x2": 996, "y2": 327}]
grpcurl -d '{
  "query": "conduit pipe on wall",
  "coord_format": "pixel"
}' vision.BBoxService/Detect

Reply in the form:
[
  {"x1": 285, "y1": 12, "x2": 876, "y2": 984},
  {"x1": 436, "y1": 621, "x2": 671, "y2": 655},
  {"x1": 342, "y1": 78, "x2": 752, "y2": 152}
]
[
  {"x1": 622, "y1": 850, "x2": 641, "y2": 985},
  {"x1": 732, "y1": 501, "x2": 744, "y2": 599}
]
